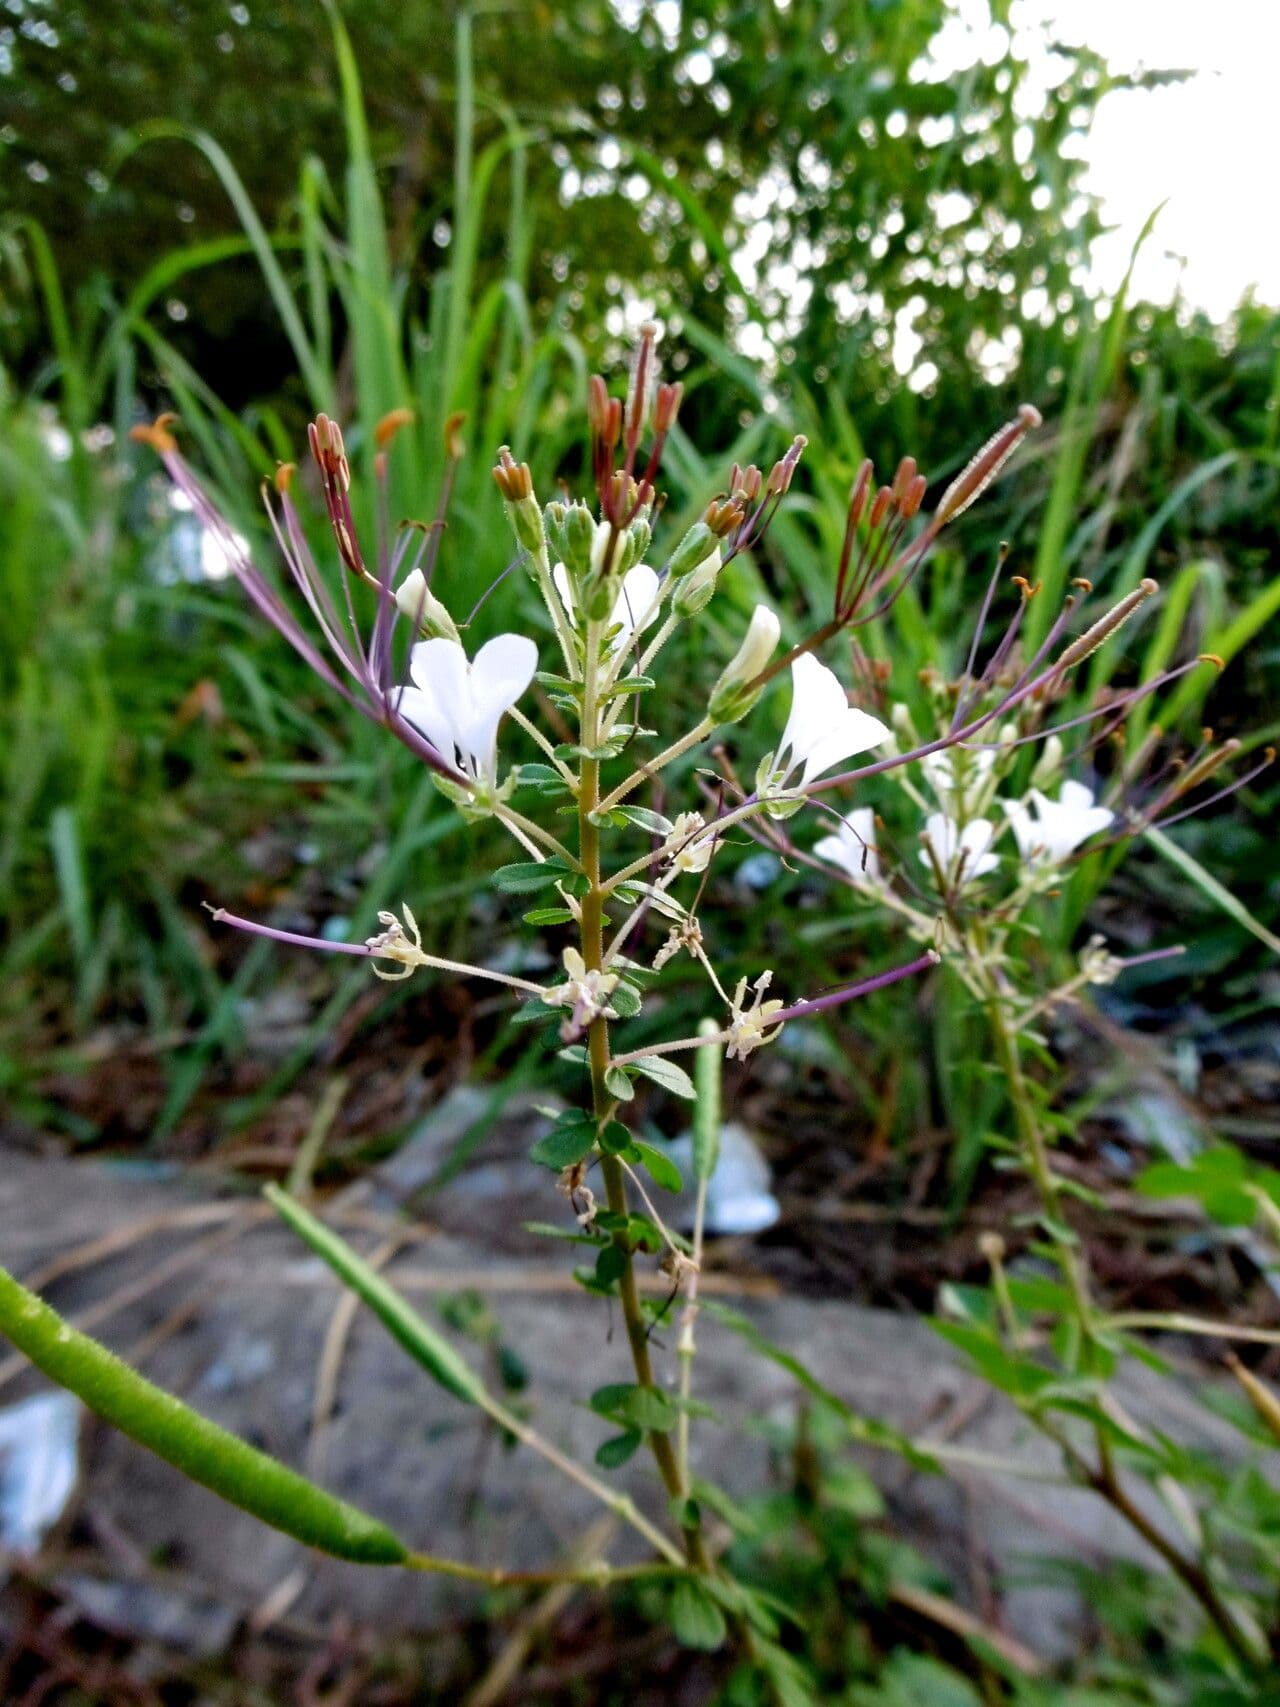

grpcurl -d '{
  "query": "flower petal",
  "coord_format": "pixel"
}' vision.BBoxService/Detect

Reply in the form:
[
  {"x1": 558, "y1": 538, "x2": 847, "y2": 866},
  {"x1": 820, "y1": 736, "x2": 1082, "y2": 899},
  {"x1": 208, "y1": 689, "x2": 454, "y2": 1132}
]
[
  {"x1": 460, "y1": 632, "x2": 538, "y2": 778},
  {"x1": 551, "y1": 563, "x2": 576, "y2": 619},
  {"x1": 800, "y1": 707, "x2": 891, "y2": 785},
  {"x1": 609, "y1": 565, "x2": 662, "y2": 654},
  {"x1": 396, "y1": 683, "x2": 456, "y2": 765},
  {"x1": 779, "y1": 655, "x2": 854, "y2": 779},
  {"x1": 401, "y1": 639, "x2": 471, "y2": 762}
]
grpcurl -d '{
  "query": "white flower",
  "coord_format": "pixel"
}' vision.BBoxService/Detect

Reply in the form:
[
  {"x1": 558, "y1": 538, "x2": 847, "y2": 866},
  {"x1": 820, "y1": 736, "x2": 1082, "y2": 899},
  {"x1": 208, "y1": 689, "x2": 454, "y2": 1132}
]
[
  {"x1": 541, "y1": 946, "x2": 619, "y2": 1036},
  {"x1": 1004, "y1": 780, "x2": 1113, "y2": 867},
  {"x1": 708, "y1": 603, "x2": 780, "y2": 724},
  {"x1": 396, "y1": 633, "x2": 537, "y2": 790},
  {"x1": 814, "y1": 807, "x2": 881, "y2": 887},
  {"x1": 773, "y1": 654, "x2": 890, "y2": 788},
  {"x1": 921, "y1": 745, "x2": 996, "y2": 814},
  {"x1": 551, "y1": 561, "x2": 661, "y2": 658},
  {"x1": 920, "y1": 813, "x2": 999, "y2": 886},
  {"x1": 725, "y1": 971, "x2": 785, "y2": 1061},
  {"x1": 663, "y1": 811, "x2": 715, "y2": 875},
  {"x1": 393, "y1": 569, "x2": 461, "y2": 642}
]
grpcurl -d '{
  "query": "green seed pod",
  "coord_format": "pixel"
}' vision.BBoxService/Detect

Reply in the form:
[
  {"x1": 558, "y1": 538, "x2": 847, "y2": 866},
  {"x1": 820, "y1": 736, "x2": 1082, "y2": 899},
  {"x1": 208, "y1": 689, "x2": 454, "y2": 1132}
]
[
  {"x1": 266, "y1": 1187, "x2": 487, "y2": 1408},
  {"x1": 508, "y1": 495, "x2": 545, "y2": 555},
  {"x1": 625, "y1": 516, "x2": 652, "y2": 571},
  {"x1": 0, "y1": 1262, "x2": 408, "y2": 1565}
]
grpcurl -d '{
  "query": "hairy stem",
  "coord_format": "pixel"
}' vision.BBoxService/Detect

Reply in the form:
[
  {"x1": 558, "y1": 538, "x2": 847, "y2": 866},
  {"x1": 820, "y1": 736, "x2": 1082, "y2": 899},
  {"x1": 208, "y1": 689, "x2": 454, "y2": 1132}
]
[
  {"x1": 980, "y1": 952, "x2": 1259, "y2": 1663},
  {"x1": 596, "y1": 716, "x2": 715, "y2": 815},
  {"x1": 578, "y1": 618, "x2": 708, "y2": 1570}
]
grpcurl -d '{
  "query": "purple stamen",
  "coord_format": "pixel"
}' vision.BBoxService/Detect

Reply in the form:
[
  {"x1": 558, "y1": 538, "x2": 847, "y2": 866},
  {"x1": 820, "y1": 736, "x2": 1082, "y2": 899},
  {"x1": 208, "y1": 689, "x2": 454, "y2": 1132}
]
[
  {"x1": 206, "y1": 906, "x2": 375, "y2": 957},
  {"x1": 771, "y1": 950, "x2": 939, "y2": 1026}
]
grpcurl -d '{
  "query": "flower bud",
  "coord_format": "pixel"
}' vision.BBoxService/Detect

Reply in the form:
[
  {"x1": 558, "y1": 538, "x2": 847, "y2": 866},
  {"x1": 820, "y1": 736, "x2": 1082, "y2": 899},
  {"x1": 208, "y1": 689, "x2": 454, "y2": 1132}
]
[
  {"x1": 668, "y1": 520, "x2": 718, "y2": 582},
  {"x1": 543, "y1": 500, "x2": 569, "y2": 563},
  {"x1": 553, "y1": 503, "x2": 597, "y2": 581},
  {"x1": 709, "y1": 605, "x2": 781, "y2": 725},
  {"x1": 672, "y1": 547, "x2": 722, "y2": 618},
  {"x1": 890, "y1": 702, "x2": 919, "y2": 749},
  {"x1": 492, "y1": 448, "x2": 543, "y2": 553},
  {"x1": 394, "y1": 570, "x2": 460, "y2": 643},
  {"x1": 1029, "y1": 733, "x2": 1064, "y2": 792},
  {"x1": 624, "y1": 515, "x2": 652, "y2": 572}
]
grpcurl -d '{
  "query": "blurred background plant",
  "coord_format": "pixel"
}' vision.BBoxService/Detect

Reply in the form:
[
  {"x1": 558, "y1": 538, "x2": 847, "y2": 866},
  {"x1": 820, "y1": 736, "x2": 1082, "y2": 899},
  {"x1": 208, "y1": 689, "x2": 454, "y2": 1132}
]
[{"x1": 0, "y1": 0, "x2": 1277, "y2": 1697}]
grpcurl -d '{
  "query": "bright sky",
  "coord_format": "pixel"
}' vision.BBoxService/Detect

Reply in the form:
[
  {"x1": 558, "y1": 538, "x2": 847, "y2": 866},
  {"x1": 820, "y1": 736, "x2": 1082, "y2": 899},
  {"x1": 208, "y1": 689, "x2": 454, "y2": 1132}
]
[{"x1": 1023, "y1": 0, "x2": 1277, "y2": 316}]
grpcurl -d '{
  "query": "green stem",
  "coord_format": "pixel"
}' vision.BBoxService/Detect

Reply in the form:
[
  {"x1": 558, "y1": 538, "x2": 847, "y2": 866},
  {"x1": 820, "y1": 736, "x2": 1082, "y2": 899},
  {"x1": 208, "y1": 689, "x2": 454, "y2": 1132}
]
[
  {"x1": 532, "y1": 539, "x2": 581, "y2": 679},
  {"x1": 495, "y1": 804, "x2": 581, "y2": 869},
  {"x1": 982, "y1": 975, "x2": 1094, "y2": 1337},
  {"x1": 596, "y1": 716, "x2": 715, "y2": 815},
  {"x1": 577, "y1": 618, "x2": 708, "y2": 1571},
  {"x1": 406, "y1": 1552, "x2": 680, "y2": 1587},
  {"x1": 979, "y1": 954, "x2": 1260, "y2": 1665}
]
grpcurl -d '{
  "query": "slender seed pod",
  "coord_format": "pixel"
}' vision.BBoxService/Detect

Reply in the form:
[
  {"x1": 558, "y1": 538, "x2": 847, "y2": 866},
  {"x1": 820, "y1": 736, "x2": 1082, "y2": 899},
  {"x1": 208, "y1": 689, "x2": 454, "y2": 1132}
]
[
  {"x1": 0, "y1": 1262, "x2": 409, "y2": 1565},
  {"x1": 933, "y1": 403, "x2": 1041, "y2": 528},
  {"x1": 692, "y1": 1019, "x2": 723, "y2": 1185},
  {"x1": 1054, "y1": 579, "x2": 1159, "y2": 672},
  {"x1": 266, "y1": 1186, "x2": 487, "y2": 1407}
]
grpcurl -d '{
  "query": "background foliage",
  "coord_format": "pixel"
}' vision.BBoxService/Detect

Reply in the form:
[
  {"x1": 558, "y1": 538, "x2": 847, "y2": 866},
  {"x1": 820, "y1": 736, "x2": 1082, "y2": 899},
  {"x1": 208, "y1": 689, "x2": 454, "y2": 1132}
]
[{"x1": 0, "y1": 3, "x2": 1277, "y2": 1693}]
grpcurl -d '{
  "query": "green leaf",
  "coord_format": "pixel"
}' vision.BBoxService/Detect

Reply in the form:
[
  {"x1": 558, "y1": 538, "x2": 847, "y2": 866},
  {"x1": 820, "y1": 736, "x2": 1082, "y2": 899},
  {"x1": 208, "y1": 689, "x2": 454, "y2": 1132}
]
[
  {"x1": 613, "y1": 804, "x2": 672, "y2": 834},
  {"x1": 930, "y1": 1319, "x2": 1056, "y2": 1399},
  {"x1": 589, "y1": 1382, "x2": 679, "y2": 1433},
  {"x1": 605, "y1": 1065, "x2": 636, "y2": 1102},
  {"x1": 632, "y1": 1139, "x2": 683, "y2": 1193},
  {"x1": 1136, "y1": 1147, "x2": 1258, "y2": 1225},
  {"x1": 266, "y1": 1187, "x2": 486, "y2": 1407},
  {"x1": 609, "y1": 982, "x2": 643, "y2": 1019},
  {"x1": 509, "y1": 1000, "x2": 557, "y2": 1027},
  {"x1": 630, "y1": 1055, "x2": 697, "y2": 1101},
  {"x1": 602, "y1": 674, "x2": 657, "y2": 699},
  {"x1": 689, "y1": 1476, "x2": 758, "y2": 1537},
  {"x1": 668, "y1": 1578, "x2": 727, "y2": 1650},
  {"x1": 0, "y1": 1261, "x2": 407, "y2": 1565},
  {"x1": 595, "y1": 1430, "x2": 642, "y2": 1469},
  {"x1": 522, "y1": 906, "x2": 574, "y2": 927},
  {"x1": 516, "y1": 763, "x2": 570, "y2": 796},
  {"x1": 593, "y1": 1244, "x2": 626, "y2": 1289},
  {"x1": 528, "y1": 1114, "x2": 597, "y2": 1170},
  {"x1": 522, "y1": 1221, "x2": 603, "y2": 1246},
  {"x1": 597, "y1": 1119, "x2": 634, "y2": 1155},
  {"x1": 822, "y1": 1463, "x2": 885, "y2": 1519},
  {"x1": 493, "y1": 861, "x2": 560, "y2": 894}
]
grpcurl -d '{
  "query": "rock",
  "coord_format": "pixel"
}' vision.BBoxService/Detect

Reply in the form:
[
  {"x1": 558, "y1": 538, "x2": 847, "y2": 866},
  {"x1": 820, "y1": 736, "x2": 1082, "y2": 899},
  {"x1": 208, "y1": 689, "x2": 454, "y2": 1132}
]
[{"x1": 0, "y1": 1146, "x2": 1260, "y2": 1662}]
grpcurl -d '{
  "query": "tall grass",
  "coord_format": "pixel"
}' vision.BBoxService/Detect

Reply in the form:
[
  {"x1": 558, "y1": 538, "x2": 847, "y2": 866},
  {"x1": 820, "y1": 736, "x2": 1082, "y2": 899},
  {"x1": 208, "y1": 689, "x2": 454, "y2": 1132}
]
[{"x1": 2, "y1": 12, "x2": 1275, "y2": 1178}]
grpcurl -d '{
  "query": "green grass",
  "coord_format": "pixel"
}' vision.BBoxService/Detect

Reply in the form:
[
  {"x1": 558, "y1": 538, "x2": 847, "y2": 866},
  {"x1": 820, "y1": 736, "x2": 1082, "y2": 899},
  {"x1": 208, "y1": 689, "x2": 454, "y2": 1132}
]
[{"x1": 1, "y1": 11, "x2": 1276, "y2": 1177}]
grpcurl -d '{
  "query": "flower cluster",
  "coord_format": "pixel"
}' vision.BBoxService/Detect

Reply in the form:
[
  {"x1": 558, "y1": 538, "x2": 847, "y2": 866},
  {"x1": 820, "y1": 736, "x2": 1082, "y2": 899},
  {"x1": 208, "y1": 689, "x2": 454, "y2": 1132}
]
[{"x1": 133, "y1": 322, "x2": 1265, "y2": 1219}]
